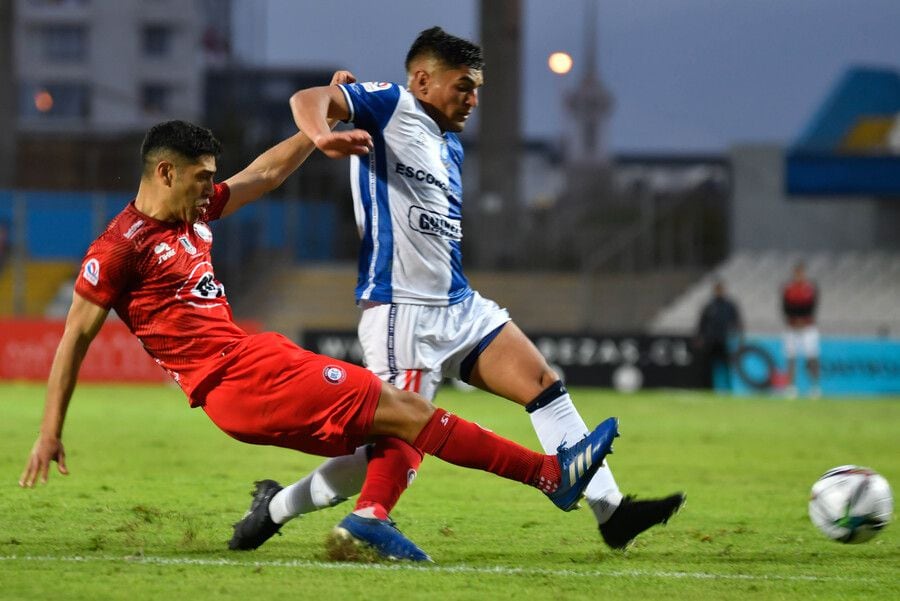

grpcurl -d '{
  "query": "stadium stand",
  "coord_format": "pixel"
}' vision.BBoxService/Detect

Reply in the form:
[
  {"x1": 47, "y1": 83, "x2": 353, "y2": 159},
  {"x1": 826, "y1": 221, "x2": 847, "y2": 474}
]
[
  {"x1": 650, "y1": 250, "x2": 900, "y2": 337},
  {"x1": 249, "y1": 263, "x2": 702, "y2": 339},
  {"x1": 0, "y1": 260, "x2": 76, "y2": 317}
]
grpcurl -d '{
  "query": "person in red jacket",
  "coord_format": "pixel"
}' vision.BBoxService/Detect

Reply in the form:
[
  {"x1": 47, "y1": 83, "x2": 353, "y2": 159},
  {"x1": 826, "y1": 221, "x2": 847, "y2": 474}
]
[{"x1": 781, "y1": 262, "x2": 821, "y2": 398}]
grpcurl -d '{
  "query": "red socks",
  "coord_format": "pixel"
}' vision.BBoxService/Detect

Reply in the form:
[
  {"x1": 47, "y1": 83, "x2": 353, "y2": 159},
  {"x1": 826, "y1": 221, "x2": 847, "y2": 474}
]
[
  {"x1": 413, "y1": 409, "x2": 560, "y2": 493},
  {"x1": 354, "y1": 437, "x2": 423, "y2": 520},
  {"x1": 354, "y1": 409, "x2": 561, "y2": 521}
]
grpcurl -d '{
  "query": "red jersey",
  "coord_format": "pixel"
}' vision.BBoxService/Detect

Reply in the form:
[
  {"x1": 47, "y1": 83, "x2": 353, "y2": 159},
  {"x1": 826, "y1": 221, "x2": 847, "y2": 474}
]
[
  {"x1": 74, "y1": 183, "x2": 247, "y2": 399},
  {"x1": 782, "y1": 279, "x2": 817, "y2": 326}
]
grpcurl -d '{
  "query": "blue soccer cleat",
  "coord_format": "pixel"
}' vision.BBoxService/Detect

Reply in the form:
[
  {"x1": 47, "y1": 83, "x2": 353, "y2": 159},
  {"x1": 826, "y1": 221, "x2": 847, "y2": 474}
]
[
  {"x1": 331, "y1": 513, "x2": 432, "y2": 562},
  {"x1": 548, "y1": 417, "x2": 619, "y2": 511}
]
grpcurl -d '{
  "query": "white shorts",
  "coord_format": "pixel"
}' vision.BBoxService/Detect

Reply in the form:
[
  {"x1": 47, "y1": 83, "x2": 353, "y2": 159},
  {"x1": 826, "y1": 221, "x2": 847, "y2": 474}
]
[
  {"x1": 783, "y1": 326, "x2": 820, "y2": 359},
  {"x1": 357, "y1": 292, "x2": 511, "y2": 400}
]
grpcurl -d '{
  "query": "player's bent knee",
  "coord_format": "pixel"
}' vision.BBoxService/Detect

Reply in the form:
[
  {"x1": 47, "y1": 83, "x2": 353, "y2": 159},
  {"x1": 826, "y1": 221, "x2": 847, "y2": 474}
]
[{"x1": 537, "y1": 364, "x2": 561, "y2": 390}]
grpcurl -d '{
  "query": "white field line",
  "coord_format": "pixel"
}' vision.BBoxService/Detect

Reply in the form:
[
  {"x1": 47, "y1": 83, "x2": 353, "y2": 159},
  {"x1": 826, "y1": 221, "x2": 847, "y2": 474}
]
[{"x1": 0, "y1": 554, "x2": 854, "y2": 582}]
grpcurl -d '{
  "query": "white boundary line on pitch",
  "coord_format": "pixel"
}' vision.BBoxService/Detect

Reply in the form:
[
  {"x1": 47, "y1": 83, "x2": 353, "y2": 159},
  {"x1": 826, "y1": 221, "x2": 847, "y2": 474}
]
[{"x1": 0, "y1": 554, "x2": 853, "y2": 582}]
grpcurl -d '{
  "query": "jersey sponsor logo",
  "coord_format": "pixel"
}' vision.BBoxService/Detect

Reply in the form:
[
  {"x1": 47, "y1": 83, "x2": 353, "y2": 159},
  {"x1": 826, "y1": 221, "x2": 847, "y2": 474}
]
[
  {"x1": 123, "y1": 219, "x2": 145, "y2": 240},
  {"x1": 175, "y1": 261, "x2": 226, "y2": 307},
  {"x1": 193, "y1": 222, "x2": 213, "y2": 242},
  {"x1": 394, "y1": 162, "x2": 451, "y2": 194},
  {"x1": 361, "y1": 81, "x2": 392, "y2": 92},
  {"x1": 82, "y1": 258, "x2": 100, "y2": 286},
  {"x1": 322, "y1": 365, "x2": 347, "y2": 385},
  {"x1": 408, "y1": 206, "x2": 462, "y2": 241},
  {"x1": 193, "y1": 273, "x2": 224, "y2": 299},
  {"x1": 178, "y1": 236, "x2": 197, "y2": 255},
  {"x1": 154, "y1": 242, "x2": 176, "y2": 264}
]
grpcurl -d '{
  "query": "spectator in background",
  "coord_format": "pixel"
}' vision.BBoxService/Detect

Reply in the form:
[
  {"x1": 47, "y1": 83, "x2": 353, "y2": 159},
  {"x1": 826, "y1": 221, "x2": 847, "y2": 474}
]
[
  {"x1": 782, "y1": 261, "x2": 821, "y2": 398},
  {"x1": 694, "y1": 279, "x2": 743, "y2": 390}
]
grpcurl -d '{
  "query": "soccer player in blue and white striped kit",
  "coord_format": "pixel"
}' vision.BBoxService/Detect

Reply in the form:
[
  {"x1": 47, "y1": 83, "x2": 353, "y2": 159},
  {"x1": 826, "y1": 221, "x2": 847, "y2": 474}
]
[{"x1": 273, "y1": 27, "x2": 684, "y2": 551}]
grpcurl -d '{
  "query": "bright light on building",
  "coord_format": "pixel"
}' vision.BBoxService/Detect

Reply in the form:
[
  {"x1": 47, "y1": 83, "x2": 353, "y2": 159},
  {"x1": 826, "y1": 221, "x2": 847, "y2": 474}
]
[
  {"x1": 34, "y1": 90, "x2": 54, "y2": 112},
  {"x1": 548, "y1": 51, "x2": 573, "y2": 75}
]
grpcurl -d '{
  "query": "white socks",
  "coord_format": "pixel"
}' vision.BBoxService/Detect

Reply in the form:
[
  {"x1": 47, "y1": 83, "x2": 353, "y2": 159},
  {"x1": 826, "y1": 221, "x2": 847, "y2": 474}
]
[
  {"x1": 268, "y1": 445, "x2": 370, "y2": 525},
  {"x1": 527, "y1": 384, "x2": 623, "y2": 524}
]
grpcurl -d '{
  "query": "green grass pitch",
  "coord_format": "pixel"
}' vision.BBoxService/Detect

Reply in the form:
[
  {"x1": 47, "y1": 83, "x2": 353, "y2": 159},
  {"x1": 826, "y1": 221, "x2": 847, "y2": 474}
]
[{"x1": 1, "y1": 382, "x2": 898, "y2": 600}]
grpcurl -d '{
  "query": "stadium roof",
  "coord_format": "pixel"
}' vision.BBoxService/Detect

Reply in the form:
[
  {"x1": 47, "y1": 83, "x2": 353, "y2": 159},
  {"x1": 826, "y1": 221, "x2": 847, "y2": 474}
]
[{"x1": 786, "y1": 66, "x2": 900, "y2": 196}]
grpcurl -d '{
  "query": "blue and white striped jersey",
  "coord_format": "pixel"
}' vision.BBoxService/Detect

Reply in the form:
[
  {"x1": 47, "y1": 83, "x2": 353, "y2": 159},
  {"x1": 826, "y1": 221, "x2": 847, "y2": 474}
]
[{"x1": 340, "y1": 81, "x2": 473, "y2": 307}]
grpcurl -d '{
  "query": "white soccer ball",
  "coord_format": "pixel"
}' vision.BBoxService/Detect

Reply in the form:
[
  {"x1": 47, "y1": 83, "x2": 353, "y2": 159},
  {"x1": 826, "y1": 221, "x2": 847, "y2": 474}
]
[{"x1": 808, "y1": 465, "x2": 893, "y2": 544}]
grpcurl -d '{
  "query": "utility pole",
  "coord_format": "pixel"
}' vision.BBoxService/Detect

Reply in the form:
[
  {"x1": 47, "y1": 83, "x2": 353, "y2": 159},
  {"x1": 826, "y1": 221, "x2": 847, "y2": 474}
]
[
  {"x1": 0, "y1": 0, "x2": 16, "y2": 187},
  {"x1": 477, "y1": 0, "x2": 521, "y2": 268}
]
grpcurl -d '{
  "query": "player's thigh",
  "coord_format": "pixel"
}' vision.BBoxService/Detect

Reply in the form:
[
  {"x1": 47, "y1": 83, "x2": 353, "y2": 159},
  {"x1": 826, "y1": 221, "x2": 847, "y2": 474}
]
[
  {"x1": 359, "y1": 303, "x2": 442, "y2": 393},
  {"x1": 369, "y1": 382, "x2": 436, "y2": 443},
  {"x1": 467, "y1": 321, "x2": 558, "y2": 405},
  {"x1": 201, "y1": 333, "x2": 382, "y2": 457}
]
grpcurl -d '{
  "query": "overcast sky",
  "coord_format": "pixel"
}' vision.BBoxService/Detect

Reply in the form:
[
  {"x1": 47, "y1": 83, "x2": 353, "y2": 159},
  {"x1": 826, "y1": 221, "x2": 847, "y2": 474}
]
[{"x1": 233, "y1": 0, "x2": 900, "y2": 153}]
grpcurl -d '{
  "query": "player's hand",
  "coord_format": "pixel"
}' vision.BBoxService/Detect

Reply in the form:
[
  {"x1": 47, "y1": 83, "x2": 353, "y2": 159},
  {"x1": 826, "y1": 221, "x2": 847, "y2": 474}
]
[
  {"x1": 314, "y1": 130, "x2": 373, "y2": 158},
  {"x1": 19, "y1": 435, "x2": 68, "y2": 488},
  {"x1": 330, "y1": 70, "x2": 357, "y2": 86}
]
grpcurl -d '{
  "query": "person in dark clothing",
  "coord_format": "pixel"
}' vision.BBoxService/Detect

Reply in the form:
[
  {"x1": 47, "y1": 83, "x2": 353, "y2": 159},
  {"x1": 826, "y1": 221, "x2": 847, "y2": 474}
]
[{"x1": 694, "y1": 280, "x2": 743, "y2": 390}]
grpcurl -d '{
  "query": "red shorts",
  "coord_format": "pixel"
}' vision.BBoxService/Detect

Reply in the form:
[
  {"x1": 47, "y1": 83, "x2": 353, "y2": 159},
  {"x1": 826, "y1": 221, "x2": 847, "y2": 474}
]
[{"x1": 193, "y1": 332, "x2": 382, "y2": 457}]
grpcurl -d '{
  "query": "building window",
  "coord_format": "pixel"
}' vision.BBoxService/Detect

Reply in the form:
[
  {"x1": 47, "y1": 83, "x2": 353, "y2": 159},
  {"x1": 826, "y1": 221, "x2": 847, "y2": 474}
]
[
  {"x1": 38, "y1": 25, "x2": 87, "y2": 62},
  {"x1": 142, "y1": 25, "x2": 173, "y2": 57},
  {"x1": 20, "y1": 82, "x2": 90, "y2": 119},
  {"x1": 141, "y1": 84, "x2": 170, "y2": 114}
]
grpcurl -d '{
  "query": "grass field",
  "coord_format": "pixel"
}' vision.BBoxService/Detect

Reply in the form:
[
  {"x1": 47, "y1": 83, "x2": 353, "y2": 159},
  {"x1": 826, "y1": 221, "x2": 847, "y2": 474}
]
[{"x1": 1, "y1": 382, "x2": 898, "y2": 600}]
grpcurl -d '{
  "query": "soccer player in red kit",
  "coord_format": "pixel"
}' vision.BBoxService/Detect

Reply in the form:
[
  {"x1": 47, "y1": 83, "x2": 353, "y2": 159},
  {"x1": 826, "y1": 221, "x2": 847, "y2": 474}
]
[
  {"x1": 781, "y1": 261, "x2": 821, "y2": 398},
  {"x1": 19, "y1": 87, "x2": 618, "y2": 561}
]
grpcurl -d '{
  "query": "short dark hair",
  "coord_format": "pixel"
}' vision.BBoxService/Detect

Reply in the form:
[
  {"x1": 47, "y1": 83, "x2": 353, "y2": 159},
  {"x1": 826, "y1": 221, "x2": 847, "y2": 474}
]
[
  {"x1": 405, "y1": 26, "x2": 483, "y2": 72},
  {"x1": 140, "y1": 120, "x2": 222, "y2": 174}
]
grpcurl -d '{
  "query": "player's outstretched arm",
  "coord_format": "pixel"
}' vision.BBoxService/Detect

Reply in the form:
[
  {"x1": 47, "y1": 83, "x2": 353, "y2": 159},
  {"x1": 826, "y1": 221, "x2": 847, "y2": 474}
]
[
  {"x1": 289, "y1": 80, "x2": 372, "y2": 160},
  {"x1": 19, "y1": 292, "x2": 109, "y2": 487},
  {"x1": 222, "y1": 71, "x2": 369, "y2": 217}
]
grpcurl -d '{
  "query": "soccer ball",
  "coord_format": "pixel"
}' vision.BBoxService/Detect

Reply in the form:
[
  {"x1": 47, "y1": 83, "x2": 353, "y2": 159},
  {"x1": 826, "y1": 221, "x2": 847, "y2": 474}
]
[{"x1": 808, "y1": 465, "x2": 893, "y2": 543}]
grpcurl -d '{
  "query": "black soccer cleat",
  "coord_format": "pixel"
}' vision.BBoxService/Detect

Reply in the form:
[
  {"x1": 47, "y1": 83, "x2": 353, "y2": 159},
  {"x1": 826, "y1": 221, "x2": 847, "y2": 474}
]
[
  {"x1": 599, "y1": 492, "x2": 686, "y2": 550},
  {"x1": 228, "y1": 479, "x2": 284, "y2": 551}
]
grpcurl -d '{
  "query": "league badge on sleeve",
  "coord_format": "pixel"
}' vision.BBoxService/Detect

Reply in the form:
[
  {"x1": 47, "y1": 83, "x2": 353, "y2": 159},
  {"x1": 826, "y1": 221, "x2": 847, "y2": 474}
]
[
  {"x1": 82, "y1": 258, "x2": 100, "y2": 286},
  {"x1": 362, "y1": 82, "x2": 393, "y2": 93}
]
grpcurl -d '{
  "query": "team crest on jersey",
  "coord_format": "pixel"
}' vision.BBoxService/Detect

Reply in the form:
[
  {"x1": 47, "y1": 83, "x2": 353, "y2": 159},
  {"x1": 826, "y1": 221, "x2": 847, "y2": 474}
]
[
  {"x1": 193, "y1": 222, "x2": 213, "y2": 242},
  {"x1": 175, "y1": 261, "x2": 226, "y2": 307},
  {"x1": 322, "y1": 365, "x2": 347, "y2": 385},
  {"x1": 178, "y1": 236, "x2": 197, "y2": 255},
  {"x1": 82, "y1": 258, "x2": 100, "y2": 286}
]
